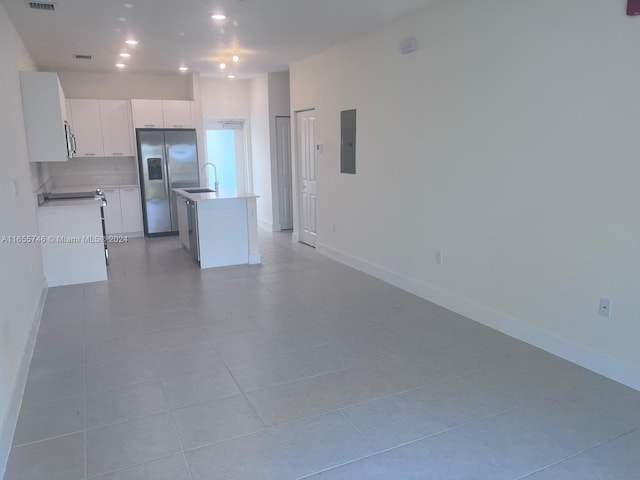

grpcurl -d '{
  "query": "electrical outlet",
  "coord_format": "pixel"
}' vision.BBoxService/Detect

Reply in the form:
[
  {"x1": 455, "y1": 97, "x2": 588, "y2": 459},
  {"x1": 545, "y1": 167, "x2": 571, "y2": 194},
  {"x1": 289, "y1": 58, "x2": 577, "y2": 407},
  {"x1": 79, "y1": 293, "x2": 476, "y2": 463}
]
[
  {"x1": 332, "y1": 222, "x2": 336, "y2": 232},
  {"x1": 599, "y1": 298, "x2": 612, "y2": 318},
  {"x1": 435, "y1": 251, "x2": 443, "y2": 265}
]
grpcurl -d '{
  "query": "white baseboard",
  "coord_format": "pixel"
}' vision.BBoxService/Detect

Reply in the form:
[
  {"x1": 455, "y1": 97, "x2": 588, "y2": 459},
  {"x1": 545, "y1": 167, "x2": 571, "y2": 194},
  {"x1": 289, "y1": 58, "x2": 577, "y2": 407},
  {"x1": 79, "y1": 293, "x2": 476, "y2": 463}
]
[
  {"x1": 257, "y1": 219, "x2": 273, "y2": 232},
  {"x1": 316, "y1": 242, "x2": 640, "y2": 392},
  {"x1": 0, "y1": 286, "x2": 47, "y2": 477},
  {"x1": 291, "y1": 231, "x2": 299, "y2": 243}
]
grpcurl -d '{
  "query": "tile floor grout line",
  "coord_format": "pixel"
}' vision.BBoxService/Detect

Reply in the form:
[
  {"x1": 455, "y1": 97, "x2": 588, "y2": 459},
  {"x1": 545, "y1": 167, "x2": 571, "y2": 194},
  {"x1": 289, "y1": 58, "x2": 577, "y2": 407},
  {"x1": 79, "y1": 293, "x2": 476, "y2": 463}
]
[
  {"x1": 292, "y1": 383, "x2": 594, "y2": 479},
  {"x1": 11, "y1": 429, "x2": 86, "y2": 449},
  {"x1": 83, "y1": 452, "x2": 188, "y2": 480},
  {"x1": 151, "y1": 326, "x2": 200, "y2": 480},
  {"x1": 514, "y1": 426, "x2": 640, "y2": 480}
]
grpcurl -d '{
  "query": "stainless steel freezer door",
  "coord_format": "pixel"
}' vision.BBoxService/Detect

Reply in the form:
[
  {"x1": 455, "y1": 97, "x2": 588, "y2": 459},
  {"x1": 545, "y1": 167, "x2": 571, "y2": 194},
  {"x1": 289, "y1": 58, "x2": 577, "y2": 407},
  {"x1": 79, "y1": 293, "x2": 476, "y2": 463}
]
[
  {"x1": 165, "y1": 130, "x2": 199, "y2": 232},
  {"x1": 138, "y1": 130, "x2": 172, "y2": 234}
]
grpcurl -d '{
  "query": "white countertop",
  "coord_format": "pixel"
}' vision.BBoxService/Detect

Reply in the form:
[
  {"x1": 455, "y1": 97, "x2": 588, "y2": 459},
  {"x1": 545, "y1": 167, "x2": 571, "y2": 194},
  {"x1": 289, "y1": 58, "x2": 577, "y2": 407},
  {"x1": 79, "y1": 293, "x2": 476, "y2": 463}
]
[
  {"x1": 51, "y1": 184, "x2": 139, "y2": 194},
  {"x1": 173, "y1": 188, "x2": 259, "y2": 202},
  {"x1": 39, "y1": 198, "x2": 103, "y2": 209}
]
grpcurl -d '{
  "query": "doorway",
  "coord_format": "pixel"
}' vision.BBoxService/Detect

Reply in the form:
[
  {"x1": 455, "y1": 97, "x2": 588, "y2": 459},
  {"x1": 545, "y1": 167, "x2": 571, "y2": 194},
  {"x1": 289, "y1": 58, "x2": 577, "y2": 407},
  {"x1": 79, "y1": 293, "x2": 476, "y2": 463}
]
[
  {"x1": 204, "y1": 120, "x2": 250, "y2": 192},
  {"x1": 295, "y1": 109, "x2": 317, "y2": 247},
  {"x1": 275, "y1": 116, "x2": 293, "y2": 230}
]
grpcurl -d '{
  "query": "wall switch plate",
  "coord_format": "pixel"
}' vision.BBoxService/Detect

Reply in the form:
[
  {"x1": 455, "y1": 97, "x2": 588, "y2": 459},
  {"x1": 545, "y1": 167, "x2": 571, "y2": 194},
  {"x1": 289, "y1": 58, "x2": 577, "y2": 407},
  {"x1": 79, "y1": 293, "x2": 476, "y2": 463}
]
[
  {"x1": 435, "y1": 251, "x2": 443, "y2": 265},
  {"x1": 599, "y1": 298, "x2": 612, "y2": 318}
]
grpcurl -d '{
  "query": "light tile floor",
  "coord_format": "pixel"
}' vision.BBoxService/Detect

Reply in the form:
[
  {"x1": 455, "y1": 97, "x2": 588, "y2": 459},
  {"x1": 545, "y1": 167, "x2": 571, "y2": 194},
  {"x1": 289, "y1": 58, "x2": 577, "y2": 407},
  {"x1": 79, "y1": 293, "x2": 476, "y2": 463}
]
[{"x1": 5, "y1": 231, "x2": 640, "y2": 479}]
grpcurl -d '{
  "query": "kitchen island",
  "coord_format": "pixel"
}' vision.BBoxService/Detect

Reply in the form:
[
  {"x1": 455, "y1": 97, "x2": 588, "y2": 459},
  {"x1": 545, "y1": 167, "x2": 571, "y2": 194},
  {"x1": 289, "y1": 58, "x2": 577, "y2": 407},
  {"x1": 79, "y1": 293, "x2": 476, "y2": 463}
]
[{"x1": 173, "y1": 188, "x2": 260, "y2": 269}]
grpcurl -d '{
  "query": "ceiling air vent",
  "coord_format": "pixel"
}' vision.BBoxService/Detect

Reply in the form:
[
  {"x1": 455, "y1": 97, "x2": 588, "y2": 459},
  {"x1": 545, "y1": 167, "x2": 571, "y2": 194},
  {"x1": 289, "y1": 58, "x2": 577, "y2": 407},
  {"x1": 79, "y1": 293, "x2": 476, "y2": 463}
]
[
  {"x1": 26, "y1": 1, "x2": 56, "y2": 11},
  {"x1": 73, "y1": 54, "x2": 92, "y2": 60}
]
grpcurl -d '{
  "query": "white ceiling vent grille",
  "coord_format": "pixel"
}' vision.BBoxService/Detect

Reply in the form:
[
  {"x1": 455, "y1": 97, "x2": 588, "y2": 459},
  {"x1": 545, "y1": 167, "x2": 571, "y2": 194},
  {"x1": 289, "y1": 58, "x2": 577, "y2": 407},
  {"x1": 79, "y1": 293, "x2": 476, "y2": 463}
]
[
  {"x1": 73, "y1": 54, "x2": 92, "y2": 60},
  {"x1": 26, "y1": 1, "x2": 56, "y2": 11}
]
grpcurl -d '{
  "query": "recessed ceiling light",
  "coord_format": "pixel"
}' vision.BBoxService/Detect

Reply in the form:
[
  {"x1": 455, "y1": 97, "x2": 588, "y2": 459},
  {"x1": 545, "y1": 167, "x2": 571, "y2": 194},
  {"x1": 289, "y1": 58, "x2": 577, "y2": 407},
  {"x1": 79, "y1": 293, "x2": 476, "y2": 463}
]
[
  {"x1": 115, "y1": 63, "x2": 126, "y2": 68},
  {"x1": 211, "y1": 14, "x2": 226, "y2": 20},
  {"x1": 119, "y1": 52, "x2": 130, "y2": 57},
  {"x1": 219, "y1": 63, "x2": 226, "y2": 69},
  {"x1": 118, "y1": 17, "x2": 126, "y2": 22},
  {"x1": 123, "y1": 3, "x2": 133, "y2": 8},
  {"x1": 179, "y1": 66, "x2": 188, "y2": 71},
  {"x1": 232, "y1": 55, "x2": 239, "y2": 62},
  {"x1": 125, "y1": 39, "x2": 138, "y2": 45},
  {"x1": 227, "y1": 75, "x2": 235, "y2": 79}
]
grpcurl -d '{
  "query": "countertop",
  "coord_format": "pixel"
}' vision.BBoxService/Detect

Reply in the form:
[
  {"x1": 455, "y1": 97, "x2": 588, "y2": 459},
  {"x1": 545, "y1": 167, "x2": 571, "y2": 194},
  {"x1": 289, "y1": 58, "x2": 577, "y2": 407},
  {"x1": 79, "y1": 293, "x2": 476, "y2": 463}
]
[
  {"x1": 51, "y1": 184, "x2": 139, "y2": 194},
  {"x1": 173, "y1": 188, "x2": 259, "y2": 202},
  {"x1": 38, "y1": 198, "x2": 103, "y2": 209}
]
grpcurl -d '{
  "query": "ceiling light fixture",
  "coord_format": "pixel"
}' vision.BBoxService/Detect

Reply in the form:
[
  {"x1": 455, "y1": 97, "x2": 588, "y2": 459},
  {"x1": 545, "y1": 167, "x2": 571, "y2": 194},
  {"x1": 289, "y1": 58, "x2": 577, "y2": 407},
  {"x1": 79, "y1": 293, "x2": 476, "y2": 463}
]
[
  {"x1": 115, "y1": 63, "x2": 126, "y2": 68},
  {"x1": 119, "y1": 52, "x2": 130, "y2": 57},
  {"x1": 123, "y1": 3, "x2": 133, "y2": 8},
  {"x1": 125, "y1": 39, "x2": 138, "y2": 45},
  {"x1": 179, "y1": 66, "x2": 188, "y2": 71},
  {"x1": 227, "y1": 74, "x2": 236, "y2": 79},
  {"x1": 219, "y1": 63, "x2": 226, "y2": 69},
  {"x1": 232, "y1": 55, "x2": 239, "y2": 62},
  {"x1": 211, "y1": 14, "x2": 226, "y2": 20}
]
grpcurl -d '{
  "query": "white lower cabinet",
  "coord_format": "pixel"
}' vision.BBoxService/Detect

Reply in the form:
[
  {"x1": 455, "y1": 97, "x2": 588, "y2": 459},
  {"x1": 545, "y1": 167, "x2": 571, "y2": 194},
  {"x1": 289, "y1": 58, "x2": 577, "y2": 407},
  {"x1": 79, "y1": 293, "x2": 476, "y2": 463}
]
[
  {"x1": 176, "y1": 194, "x2": 190, "y2": 249},
  {"x1": 120, "y1": 187, "x2": 144, "y2": 234},
  {"x1": 102, "y1": 188, "x2": 123, "y2": 234},
  {"x1": 103, "y1": 187, "x2": 143, "y2": 235}
]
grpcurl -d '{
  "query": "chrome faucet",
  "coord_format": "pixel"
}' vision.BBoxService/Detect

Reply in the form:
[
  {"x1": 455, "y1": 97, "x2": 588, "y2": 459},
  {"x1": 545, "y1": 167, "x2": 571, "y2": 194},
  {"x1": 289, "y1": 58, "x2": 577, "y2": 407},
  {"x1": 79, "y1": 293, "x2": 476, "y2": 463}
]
[{"x1": 201, "y1": 162, "x2": 219, "y2": 191}]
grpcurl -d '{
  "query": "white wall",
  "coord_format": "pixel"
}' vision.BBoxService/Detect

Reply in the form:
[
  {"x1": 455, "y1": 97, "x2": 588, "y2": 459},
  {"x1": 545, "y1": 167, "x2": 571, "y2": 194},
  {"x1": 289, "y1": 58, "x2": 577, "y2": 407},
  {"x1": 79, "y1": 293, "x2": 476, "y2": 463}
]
[
  {"x1": 250, "y1": 74, "x2": 273, "y2": 229},
  {"x1": 0, "y1": 3, "x2": 46, "y2": 474},
  {"x1": 200, "y1": 77, "x2": 251, "y2": 120},
  {"x1": 58, "y1": 71, "x2": 193, "y2": 100},
  {"x1": 290, "y1": 0, "x2": 640, "y2": 389}
]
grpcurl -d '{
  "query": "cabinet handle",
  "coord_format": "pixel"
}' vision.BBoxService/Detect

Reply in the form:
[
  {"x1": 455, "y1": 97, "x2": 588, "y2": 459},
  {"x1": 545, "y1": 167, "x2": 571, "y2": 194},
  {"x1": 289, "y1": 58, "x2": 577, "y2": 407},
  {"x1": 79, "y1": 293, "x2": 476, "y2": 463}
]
[
  {"x1": 85, "y1": 153, "x2": 96, "y2": 156},
  {"x1": 144, "y1": 124, "x2": 156, "y2": 127},
  {"x1": 123, "y1": 188, "x2": 135, "y2": 192},
  {"x1": 173, "y1": 124, "x2": 183, "y2": 128},
  {"x1": 112, "y1": 152, "x2": 123, "y2": 156}
]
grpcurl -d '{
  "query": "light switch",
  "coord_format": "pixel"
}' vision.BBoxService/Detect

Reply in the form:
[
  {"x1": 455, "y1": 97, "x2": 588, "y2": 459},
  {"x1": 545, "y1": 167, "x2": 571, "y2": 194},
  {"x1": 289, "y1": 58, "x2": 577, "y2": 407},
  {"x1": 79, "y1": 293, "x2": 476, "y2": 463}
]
[{"x1": 11, "y1": 179, "x2": 18, "y2": 196}]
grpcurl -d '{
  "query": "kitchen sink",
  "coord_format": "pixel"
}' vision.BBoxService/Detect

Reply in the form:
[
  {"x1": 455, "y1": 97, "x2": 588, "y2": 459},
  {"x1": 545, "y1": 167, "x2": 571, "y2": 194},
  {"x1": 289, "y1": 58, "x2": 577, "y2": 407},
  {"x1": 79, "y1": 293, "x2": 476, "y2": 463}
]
[{"x1": 184, "y1": 188, "x2": 216, "y2": 194}]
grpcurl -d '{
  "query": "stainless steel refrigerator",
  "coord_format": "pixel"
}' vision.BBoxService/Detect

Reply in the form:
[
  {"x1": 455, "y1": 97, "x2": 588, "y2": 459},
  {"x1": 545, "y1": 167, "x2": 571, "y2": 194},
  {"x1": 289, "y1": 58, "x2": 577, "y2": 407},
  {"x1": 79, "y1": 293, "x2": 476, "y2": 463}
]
[{"x1": 137, "y1": 129, "x2": 199, "y2": 236}]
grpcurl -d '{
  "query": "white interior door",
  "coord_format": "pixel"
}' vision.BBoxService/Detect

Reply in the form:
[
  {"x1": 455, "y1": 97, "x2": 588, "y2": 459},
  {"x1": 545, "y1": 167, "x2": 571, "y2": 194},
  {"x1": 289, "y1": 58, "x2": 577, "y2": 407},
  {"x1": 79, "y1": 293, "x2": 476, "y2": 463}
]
[
  {"x1": 296, "y1": 109, "x2": 317, "y2": 247},
  {"x1": 276, "y1": 116, "x2": 293, "y2": 230}
]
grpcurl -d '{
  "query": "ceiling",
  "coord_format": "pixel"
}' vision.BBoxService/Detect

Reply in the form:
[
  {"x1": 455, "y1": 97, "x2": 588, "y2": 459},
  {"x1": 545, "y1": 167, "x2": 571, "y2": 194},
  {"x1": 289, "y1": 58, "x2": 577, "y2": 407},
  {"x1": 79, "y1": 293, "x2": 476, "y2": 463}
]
[{"x1": 2, "y1": 0, "x2": 438, "y2": 79}]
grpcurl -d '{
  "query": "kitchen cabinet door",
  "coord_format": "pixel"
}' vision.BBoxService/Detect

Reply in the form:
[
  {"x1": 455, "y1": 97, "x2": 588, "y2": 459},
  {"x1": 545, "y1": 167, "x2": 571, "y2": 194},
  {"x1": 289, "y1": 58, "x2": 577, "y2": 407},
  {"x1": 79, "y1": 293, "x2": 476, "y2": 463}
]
[
  {"x1": 176, "y1": 194, "x2": 189, "y2": 249},
  {"x1": 162, "y1": 100, "x2": 194, "y2": 128},
  {"x1": 100, "y1": 100, "x2": 134, "y2": 157},
  {"x1": 69, "y1": 99, "x2": 105, "y2": 157},
  {"x1": 102, "y1": 188, "x2": 123, "y2": 234},
  {"x1": 119, "y1": 187, "x2": 144, "y2": 234},
  {"x1": 132, "y1": 99, "x2": 164, "y2": 128},
  {"x1": 19, "y1": 72, "x2": 71, "y2": 162}
]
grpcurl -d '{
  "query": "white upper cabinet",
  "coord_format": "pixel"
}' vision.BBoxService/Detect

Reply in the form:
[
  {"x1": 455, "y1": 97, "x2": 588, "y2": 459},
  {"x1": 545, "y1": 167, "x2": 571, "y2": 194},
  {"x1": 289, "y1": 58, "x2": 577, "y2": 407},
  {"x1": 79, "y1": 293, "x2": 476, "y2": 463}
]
[
  {"x1": 162, "y1": 100, "x2": 194, "y2": 128},
  {"x1": 68, "y1": 99, "x2": 104, "y2": 157},
  {"x1": 100, "y1": 100, "x2": 134, "y2": 157},
  {"x1": 131, "y1": 99, "x2": 164, "y2": 128},
  {"x1": 19, "y1": 71, "x2": 73, "y2": 162},
  {"x1": 131, "y1": 99, "x2": 195, "y2": 129},
  {"x1": 67, "y1": 99, "x2": 135, "y2": 158}
]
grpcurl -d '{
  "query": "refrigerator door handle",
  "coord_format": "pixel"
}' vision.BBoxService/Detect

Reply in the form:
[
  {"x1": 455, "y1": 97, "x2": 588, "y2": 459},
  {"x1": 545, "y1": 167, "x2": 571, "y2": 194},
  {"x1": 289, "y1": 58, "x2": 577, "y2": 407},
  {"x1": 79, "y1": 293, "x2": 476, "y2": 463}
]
[
  {"x1": 162, "y1": 144, "x2": 171, "y2": 201},
  {"x1": 165, "y1": 144, "x2": 173, "y2": 184}
]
